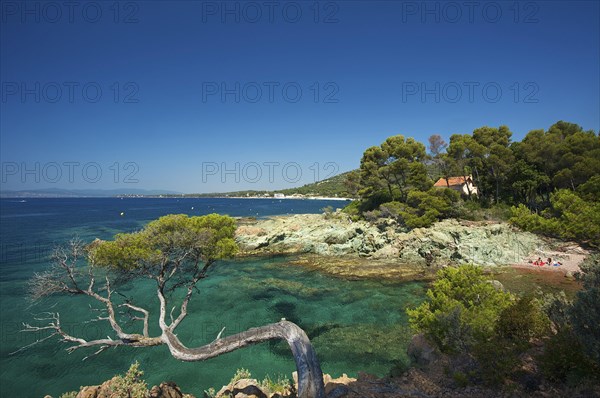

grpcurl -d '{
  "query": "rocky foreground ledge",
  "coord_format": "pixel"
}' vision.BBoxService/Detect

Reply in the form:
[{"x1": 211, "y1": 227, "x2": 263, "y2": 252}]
[
  {"x1": 236, "y1": 213, "x2": 582, "y2": 268},
  {"x1": 41, "y1": 370, "x2": 508, "y2": 398},
  {"x1": 42, "y1": 372, "x2": 391, "y2": 398},
  {"x1": 47, "y1": 345, "x2": 590, "y2": 398}
]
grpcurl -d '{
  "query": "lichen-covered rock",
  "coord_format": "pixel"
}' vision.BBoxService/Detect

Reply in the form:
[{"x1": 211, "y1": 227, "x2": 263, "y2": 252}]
[{"x1": 236, "y1": 215, "x2": 549, "y2": 270}]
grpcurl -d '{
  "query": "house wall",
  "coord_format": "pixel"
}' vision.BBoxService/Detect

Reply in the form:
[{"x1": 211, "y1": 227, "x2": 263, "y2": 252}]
[{"x1": 461, "y1": 182, "x2": 478, "y2": 196}]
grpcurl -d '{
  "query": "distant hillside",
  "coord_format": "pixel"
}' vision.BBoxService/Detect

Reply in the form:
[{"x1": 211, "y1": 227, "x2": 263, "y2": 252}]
[
  {"x1": 278, "y1": 170, "x2": 356, "y2": 197},
  {"x1": 1, "y1": 172, "x2": 359, "y2": 199},
  {"x1": 167, "y1": 170, "x2": 358, "y2": 199}
]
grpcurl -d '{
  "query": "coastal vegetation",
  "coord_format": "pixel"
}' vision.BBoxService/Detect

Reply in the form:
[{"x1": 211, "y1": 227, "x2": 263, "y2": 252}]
[
  {"x1": 343, "y1": 121, "x2": 600, "y2": 247},
  {"x1": 407, "y1": 262, "x2": 600, "y2": 390},
  {"x1": 203, "y1": 368, "x2": 292, "y2": 398},
  {"x1": 57, "y1": 362, "x2": 191, "y2": 398}
]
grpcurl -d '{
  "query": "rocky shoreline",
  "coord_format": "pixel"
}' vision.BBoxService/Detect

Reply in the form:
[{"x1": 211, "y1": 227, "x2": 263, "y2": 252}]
[{"x1": 235, "y1": 213, "x2": 586, "y2": 278}]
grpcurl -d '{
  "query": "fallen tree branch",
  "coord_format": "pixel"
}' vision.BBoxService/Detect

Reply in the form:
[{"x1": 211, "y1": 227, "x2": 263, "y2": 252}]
[
  {"x1": 119, "y1": 303, "x2": 150, "y2": 337},
  {"x1": 161, "y1": 319, "x2": 325, "y2": 398}
]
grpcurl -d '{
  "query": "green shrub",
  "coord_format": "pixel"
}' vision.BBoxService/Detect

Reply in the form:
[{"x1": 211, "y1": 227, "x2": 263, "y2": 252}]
[
  {"x1": 378, "y1": 201, "x2": 404, "y2": 219},
  {"x1": 472, "y1": 338, "x2": 520, "y2": 386},
  {"x1": 356, "y1": 191, "x2": 393, "y2": 213},
  {"x1": 341, "y1": 200, "x2": 362, "y2": 221},
  {"x1": 399, "y1": 189, "x2": 458, "y2": 229},
  {"x1": 576, "y1": 175, "x2": 600, "y2": 202},
  {"x1": 259, "y1": 374, "x2": 292, "y2": 394},
  {"x1": 452, "y1": 200, "x2": 483, "y2": 221},
  {"x1": 540, "y1": 291, "x2": 573, "y2": 332},
  {"x1": 110, "y1": 362, "x2": 148, "y2": 398},
  {"x1": 407, "y1": 264, "x2": 513, "y2": 353},
  {"x1": 536, "y1": 258, "x2": 600, "y2": 386},
  {"x1": 207, "y1": 369, "x2": 290, "y2": 397},
  {"x1": 539, "y1": 329, "x2": 599, "y2": 384},
  {"x1": 510, "y1": 204, "x2": 560, "y2": 237},
  {"x1": 571, "y1": 253, "x2": 600, "y2": 364},
  {"x1": 452, "y1": 371, "x2": 470, "y2": 387},
  {"x1": 550, "y1": 190, "x2": 600, "y2": 246},
  {"x1": 496, "y1": 295, "x2": 551, "y2": 344},
  {"x1": 203, "y1": 387, "x2": 217, "y2": 398},
  {"x1": 376, "y1": 189, "x2": 459, "y2": 229},
  {"x1": 465, "y1": 295, "x2": 550, "y2": 386},
  {"x1": 482, "y1": 203, "x2": 513, "y2": 221},
  {"x1": 58, "y1": 393, "x2": 77, "y2": 398},
  {"x1": 230, "y1": 368, "x2": 252, "y2": 384},
  {"x1": 510, "y1": 190, "x2": 600, "y2": 247}
]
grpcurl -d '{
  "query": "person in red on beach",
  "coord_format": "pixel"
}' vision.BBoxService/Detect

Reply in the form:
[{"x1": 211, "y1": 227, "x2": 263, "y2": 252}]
[{"x1": 533, "y1": 257, "x2": 544, "y2": 266}]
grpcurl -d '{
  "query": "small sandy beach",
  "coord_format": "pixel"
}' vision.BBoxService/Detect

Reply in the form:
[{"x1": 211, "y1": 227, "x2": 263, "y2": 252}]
[{"x1": 511, "y1": 243, "x2": 589, "y2": 275}]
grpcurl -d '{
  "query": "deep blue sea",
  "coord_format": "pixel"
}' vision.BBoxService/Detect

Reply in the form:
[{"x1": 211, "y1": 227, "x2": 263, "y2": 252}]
[{"x1": 0, "y1": 198, "x2": 425, "y2": 398}]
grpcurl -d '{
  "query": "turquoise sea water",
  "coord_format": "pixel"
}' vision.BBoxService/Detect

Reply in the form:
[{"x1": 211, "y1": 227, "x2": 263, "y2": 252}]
[{"x1": 0, "y1": 198, "x2": 426, "y2": 397}]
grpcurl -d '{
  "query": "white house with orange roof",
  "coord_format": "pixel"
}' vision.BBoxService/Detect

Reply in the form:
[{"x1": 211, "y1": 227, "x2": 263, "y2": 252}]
[{"x1": 433, "y1": 175, "x2": 478, "y2": 196}]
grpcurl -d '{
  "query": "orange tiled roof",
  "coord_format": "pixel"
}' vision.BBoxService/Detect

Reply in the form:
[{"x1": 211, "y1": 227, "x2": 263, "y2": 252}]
[{"x1": 434, "y1": 176, "x2": 469, "y2": 187}]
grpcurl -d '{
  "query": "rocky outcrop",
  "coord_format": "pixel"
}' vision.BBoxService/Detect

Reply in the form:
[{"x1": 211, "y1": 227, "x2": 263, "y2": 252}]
[
  {"x1": 215, "y1": 378, "x2": 272, "y2": 398},
  {"x1": 47, "y1": 379, "x2": 195, "y2": 398},
  {"x1": 236, "y1": 214, "x2": 548, "y2": 268},
  {"x1": 212, "y1": 371, "x2": 501, "y2": 398},
  {"x1": 48, "y1": 366, "x2": 600, "y2": 398},
  {"x1": 213, "y1": 373, "x2": 357, "y2": 398},
  {"x1": 148, "y1": 382, "x2": 188, "y2": 398}
]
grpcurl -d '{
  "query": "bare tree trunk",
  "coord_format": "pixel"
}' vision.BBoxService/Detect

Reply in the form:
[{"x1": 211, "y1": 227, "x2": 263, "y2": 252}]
[
  {"x1": 162, "y1": 320, "x2": 325, "y2": 398},
  {"x1": 23, "y1": 239, "x2": 328, "y2": 398},
  {"x1": 473, "y1": 166, "x2": 482, "y2": 198},
  {"x1": 462, "y1": 170, "x2": 472, "y2": 199}
]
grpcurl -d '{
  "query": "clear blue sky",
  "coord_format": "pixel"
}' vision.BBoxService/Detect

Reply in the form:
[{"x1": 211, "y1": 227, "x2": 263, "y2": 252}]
[{"x1": 1, "y1": 0, "x2": 599, "y2": 193}]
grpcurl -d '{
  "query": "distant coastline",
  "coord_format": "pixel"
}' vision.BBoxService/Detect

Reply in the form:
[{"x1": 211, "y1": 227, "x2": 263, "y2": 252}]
[
  {"x1": 1, "y1": 171, "x2": 358, "y2": 200},
  {"x1": 116, "y1": 194, "x2": 354, "y2": 201},
  {"x1": 0, "y1": 192, "x2": 354, "y2": 201}
]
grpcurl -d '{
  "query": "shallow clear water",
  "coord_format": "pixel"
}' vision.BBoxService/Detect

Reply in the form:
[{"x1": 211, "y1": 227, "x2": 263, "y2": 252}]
[{"x1": 0, "y1": 198, "x2": 426, "y2": 397}]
